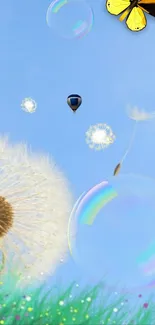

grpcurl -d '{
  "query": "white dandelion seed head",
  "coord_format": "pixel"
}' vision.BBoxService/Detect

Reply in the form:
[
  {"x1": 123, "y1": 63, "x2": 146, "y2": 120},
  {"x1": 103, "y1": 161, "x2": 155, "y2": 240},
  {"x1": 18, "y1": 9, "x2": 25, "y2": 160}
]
[
  {"x1": 85, "y1": 123, "x2": 115, "y2": 150},
  {"x1": 21, "y1": 98, "x2": 37, "y2": 113},
  {"x1": 0, "y1": 136, "x2": 73, "y2": 286},
  {"x1": 127, "y1": 105, "x2": 155, "y2": 121}
]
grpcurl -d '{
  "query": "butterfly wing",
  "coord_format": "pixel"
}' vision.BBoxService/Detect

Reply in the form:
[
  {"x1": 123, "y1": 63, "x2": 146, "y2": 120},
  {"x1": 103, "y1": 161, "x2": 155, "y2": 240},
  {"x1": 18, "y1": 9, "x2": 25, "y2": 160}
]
[
  {"x1": 106, "y1": 0, "x2": 131, "y2": 15},
  {"x1": 138, "y1": 0, "x2": 155, "y2": 17},
  {"x1": 126, "y1": 7, "x2": 146, "y2": 31}
]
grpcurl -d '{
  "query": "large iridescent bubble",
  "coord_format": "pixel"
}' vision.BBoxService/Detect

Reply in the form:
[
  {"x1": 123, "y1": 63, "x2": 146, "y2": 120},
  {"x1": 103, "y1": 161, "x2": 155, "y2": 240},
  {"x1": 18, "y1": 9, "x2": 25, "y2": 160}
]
[
  {"x1": 46, "y1": 0, "x2": 94, "y2": 39},
  {"x1": 68, "y1": 174, "x2": 155, "y2": 293}
]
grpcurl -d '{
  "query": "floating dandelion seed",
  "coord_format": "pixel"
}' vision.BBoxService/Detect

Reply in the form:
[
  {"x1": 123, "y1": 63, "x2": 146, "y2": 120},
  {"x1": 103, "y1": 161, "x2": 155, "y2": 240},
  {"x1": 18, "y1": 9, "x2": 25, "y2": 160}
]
[
  {"x1": 0, "y1": 136, "x2": 72, "y2": 285},
  {"x1": 21, "y1": 97, "x2": 37, "y2": 113},
  {"x1": 127, "y1": 105, "x2": 155, "y2": 121},
  {"x1": 113, "y1": 104, "x2": 155, "y2": 176},
  {"x1": 85, "y1": 123, "x2": 115, "y2": 150}
]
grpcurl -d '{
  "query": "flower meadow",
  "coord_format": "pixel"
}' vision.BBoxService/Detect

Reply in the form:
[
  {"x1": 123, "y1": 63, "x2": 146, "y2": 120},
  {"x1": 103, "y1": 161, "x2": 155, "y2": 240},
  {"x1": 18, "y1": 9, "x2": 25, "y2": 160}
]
[{"x1": 0, "y1": 275, "x2": 154, "y2": 325}]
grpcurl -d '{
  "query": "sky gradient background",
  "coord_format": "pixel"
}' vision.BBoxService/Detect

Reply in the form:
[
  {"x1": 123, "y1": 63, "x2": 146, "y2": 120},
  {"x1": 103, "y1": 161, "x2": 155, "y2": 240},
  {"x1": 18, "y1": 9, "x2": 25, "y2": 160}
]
[{"x1": 1, "y1": 0, "x2": 155, "y2": 296}]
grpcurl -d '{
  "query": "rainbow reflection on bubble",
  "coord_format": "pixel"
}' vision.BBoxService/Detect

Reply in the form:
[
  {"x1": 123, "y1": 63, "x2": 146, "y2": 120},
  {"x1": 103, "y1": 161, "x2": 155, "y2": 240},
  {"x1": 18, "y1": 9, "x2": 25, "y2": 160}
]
[
  {"x1": 49, "y1": 0, "x2": 67, "y2": 13},
  {"x1": 137, "y1": 242, "x2": 155, "y2": 277},
  {"x1": 68, "y1": 181, "x2": 117, "y2": 258},
  {"x1": 46, "y1": 0, "x2": 94, "y2": 39},
  {"x1": 74, "y1": 181, "x2": 117, "y2": 226},
  {"x1": 68, "y1": 174, "x2": 155, "y2": 293}
]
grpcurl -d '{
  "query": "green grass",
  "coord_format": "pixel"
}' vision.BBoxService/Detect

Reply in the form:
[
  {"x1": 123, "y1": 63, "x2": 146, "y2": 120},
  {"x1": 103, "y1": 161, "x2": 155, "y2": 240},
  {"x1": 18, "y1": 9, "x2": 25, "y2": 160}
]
[{"x1": 0, "y1": 276, "x2": 154, "y2": 325}]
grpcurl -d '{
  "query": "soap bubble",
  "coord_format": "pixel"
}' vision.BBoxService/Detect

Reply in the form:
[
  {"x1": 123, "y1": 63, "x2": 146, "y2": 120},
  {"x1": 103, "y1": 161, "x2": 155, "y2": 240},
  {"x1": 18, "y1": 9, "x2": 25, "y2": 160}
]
[
  {"x1": 46, "y1": 0, "x2": 94, "y2": 39},
  {"x1": 68, "y1": 174, "x2": 155, "y2": 293}
]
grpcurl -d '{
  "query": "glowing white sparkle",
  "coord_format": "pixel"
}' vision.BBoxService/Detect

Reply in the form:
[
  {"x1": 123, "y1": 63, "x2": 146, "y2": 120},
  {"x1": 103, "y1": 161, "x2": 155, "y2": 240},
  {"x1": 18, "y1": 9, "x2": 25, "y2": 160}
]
[
  {"x1": 113, "y1": 308, "x2": 118, "y2": 313},
  {"x1": 25, "y1": 296, "x2": 31, "y2": 301},
  {"x1": 59, "y1": 300, "x2": 64, "y2": 306},
  {"x1": 86, "y1": 297, "x2": 91, "y2": 302},
  {"x1": 21, "y1": 97, "x2": 37, "y2": 113},
  {"x1": 85, "y1": 123, "x2": 115, "y2": 150}
]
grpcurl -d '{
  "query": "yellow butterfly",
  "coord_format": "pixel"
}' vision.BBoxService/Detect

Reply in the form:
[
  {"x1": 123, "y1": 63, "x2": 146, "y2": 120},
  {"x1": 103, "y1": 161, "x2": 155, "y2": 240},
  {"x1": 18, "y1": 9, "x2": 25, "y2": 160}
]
[{"x1": 106, "y1": 0, "x2": 155, "y2": 31}]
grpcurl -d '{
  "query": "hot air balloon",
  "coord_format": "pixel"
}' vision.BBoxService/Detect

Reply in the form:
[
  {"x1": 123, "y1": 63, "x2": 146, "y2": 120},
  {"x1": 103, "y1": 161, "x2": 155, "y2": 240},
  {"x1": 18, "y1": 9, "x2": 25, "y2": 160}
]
[{"x1": 67, "y1": 94, "x2": 82, "y2": 112}]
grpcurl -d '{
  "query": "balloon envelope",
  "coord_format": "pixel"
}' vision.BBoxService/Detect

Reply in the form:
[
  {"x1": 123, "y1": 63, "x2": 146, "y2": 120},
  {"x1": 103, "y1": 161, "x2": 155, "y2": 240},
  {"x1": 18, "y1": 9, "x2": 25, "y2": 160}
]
[{"x1": 67, "y1": 94, "x2": 82, "y2": 112}]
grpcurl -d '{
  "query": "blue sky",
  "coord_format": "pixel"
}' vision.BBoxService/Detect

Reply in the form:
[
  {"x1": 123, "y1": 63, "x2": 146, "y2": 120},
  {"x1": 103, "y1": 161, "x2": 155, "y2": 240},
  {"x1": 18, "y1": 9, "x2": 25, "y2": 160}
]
[{"x1": 2, "y1": 0, "x2": 155, "y2": 296}]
